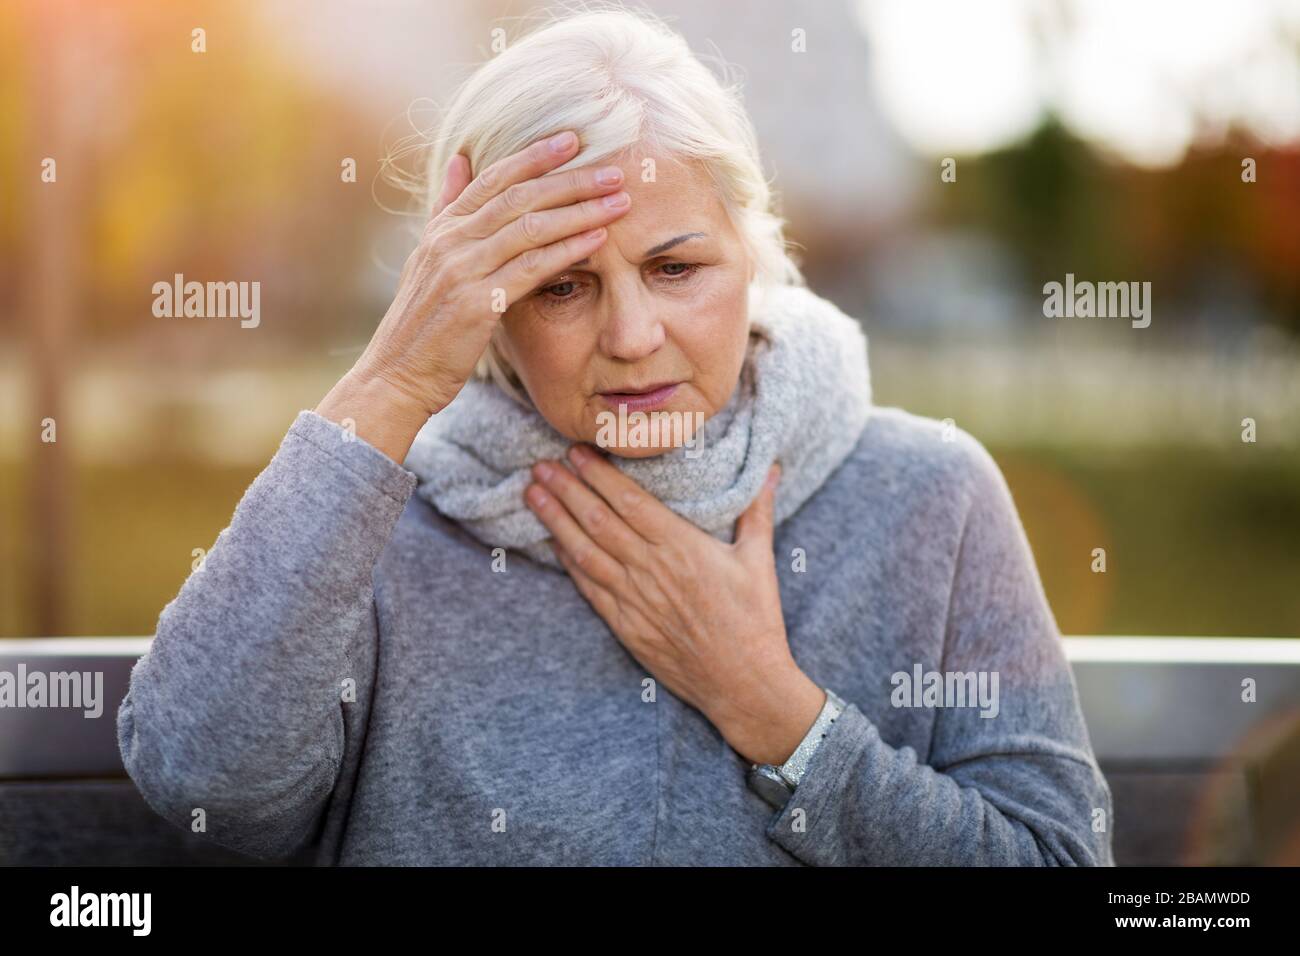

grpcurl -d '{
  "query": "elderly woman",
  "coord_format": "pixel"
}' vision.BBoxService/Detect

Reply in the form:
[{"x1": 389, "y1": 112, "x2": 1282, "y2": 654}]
[{"x1": 117, "y1": 8, "x2": 1114, "y2": 866}]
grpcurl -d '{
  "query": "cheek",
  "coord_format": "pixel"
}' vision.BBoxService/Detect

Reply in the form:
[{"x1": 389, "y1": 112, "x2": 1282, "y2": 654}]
[
  {"x1": 499, "y1": 313, "x2": 593, "y2": 411},
  {"x1": 676, "y1": 271, "x2": 751, "y2": 404}
]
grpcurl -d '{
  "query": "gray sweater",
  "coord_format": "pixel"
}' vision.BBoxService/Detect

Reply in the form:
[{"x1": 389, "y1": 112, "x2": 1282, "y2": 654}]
[{"x1": 116, "y1": 406, "x2": 1115, "y2": 865}]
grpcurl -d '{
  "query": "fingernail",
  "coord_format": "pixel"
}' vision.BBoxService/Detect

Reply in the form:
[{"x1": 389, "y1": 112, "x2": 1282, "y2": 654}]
[
  {"x1": 602, "y1": 192, "x2": 629, "y2": 209},
  {"x1": 567, "y1": 445, "x2": 588, "y2": 464},
  {"x1": 534, "y1": 460, "x2": 554, "y2": 480},
  {"x1": 766, "y1": 464, "x2": 781, "y2": 489},
  {"x1": 549, "y1": 131, "x2": 576, "y2": 153},
  {"x1": 595, "y1": 166, "x2": 623, "y2": 185},
  {"x1": 526, "y1": 484, "x2": 549, "y2": 507}
]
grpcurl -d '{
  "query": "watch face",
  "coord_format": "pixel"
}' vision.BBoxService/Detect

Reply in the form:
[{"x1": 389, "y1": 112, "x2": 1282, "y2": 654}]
[{"x1": 748, "y1": 766, "x2": 794, "y2": 808}]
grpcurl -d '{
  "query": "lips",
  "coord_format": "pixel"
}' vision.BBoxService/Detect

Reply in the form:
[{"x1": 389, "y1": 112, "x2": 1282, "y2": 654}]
[{"x1": 598, "y1": 381, "x2": 680, "y2": 412}]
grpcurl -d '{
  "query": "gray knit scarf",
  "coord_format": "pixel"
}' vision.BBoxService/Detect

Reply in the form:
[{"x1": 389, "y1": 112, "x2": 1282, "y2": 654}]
[{"x1": 405, "y1": 282, "x2": 872, "y2": 568}]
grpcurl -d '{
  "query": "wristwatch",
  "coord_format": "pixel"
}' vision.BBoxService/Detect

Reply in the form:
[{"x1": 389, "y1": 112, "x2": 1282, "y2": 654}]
[{"x1": 746, "y1": 687, "x2": 846, "y2": 808}]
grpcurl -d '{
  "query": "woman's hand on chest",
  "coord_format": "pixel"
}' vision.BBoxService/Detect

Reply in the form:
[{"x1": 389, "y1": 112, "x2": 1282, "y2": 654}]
[{"x1": 524, "y1": 444, "x2": 826, "y2": 766}]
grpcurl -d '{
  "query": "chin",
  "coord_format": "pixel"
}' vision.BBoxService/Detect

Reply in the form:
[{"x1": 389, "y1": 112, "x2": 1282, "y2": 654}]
[
  {"x1": 582, "y1": 399, "x2": 712, "y2": 460},
  {"x1": 601, "y1": 442, "x2": 677, "y2": 460}
]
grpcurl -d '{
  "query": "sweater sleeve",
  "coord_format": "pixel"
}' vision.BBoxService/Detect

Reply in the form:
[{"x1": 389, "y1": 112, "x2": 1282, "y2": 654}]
[
  {"x1": 764, "y1": 432, "x2": 1115, "y2": 866},
  {"x1": 116, "y1": 410, "x2": 417, "y2": 861}
]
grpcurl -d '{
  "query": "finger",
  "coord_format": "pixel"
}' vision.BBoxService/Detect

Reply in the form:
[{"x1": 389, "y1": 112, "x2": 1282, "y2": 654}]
[
  {"x1": 564, "y1": 444, "x2": 677, "y2": 547},
  {"x1": 734, "y1": 463, "x2": 780, "y2": 556},
  {"x1": 553, "y1": 543, "x2": 662, "y2": 663},
  {"x1": 466, "y1": 161, "x2": 625, "y2": 246},
  {"x1": 485, "y1": 226, "x2": 610, "y2": 307},
  {"x1": 466, "y1": 186, "x2": 630, "y2": 276},
  {"x1": 402, "y1": 154, "x2": 471, "y2": 288},
  {"x1": 530, "y1": 459, "x2": 649, "y2": 569},
  {"x1": 401, "y1": 153, "x2": 468, "y2": 286},
  {"x1": 446, "y1": 130, "x2": 579, "y2": 218},
  {"x1": 551, "y1": 542, "x2": 621, "y2": 619},
  {"x1": 525, "y1": 479, "x2": 625, "y2": 588},
  {"x1": 431, "y1": 153, "x2": 472, "y2": 219}
]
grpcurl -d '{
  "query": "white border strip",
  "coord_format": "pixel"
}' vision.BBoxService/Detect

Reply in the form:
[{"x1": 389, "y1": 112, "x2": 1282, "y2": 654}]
[
  {"x1": 1, "y1": 636, "x2": 1298, "y2": 664},
  {"x1": 1063, "y1": 636, "x2": 1300, "y2": 664},
  {"x1": 0, "y1": 637, "x2": 154, "y2": 656}
]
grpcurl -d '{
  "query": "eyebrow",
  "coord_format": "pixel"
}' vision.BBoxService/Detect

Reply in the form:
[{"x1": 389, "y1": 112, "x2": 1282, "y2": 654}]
[{"x1": 570, "y1": 232, "x2": 707, "y2": 268}]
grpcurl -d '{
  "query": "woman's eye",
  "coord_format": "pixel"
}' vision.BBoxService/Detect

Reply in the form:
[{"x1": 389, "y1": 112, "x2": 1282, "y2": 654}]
[
  {"x1": 535, "y1": 264, "x2": 698, "y2": 304},
  {"x1": 535, "y1": 276, "x2": 585, "y2": 302}
]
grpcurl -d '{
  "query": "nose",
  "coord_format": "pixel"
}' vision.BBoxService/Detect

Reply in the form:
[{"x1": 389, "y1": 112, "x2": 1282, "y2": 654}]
[{"x1": 596, "y1": 284, "x2": 665, "y2": 362}]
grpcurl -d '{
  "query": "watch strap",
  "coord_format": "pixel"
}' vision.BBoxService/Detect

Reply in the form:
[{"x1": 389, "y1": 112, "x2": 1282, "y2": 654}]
[
  {"x1": 776, "y1": 687, "x2": 846, "y2": 789},
  {"x1": 747, "y1": 687, "x2": 847, "y2": 808}
]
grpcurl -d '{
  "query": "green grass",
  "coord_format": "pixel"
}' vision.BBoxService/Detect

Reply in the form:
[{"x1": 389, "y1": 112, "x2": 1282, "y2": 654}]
[
  {"x1": 1, "y1": 461, "x2": 258, "y2": 637},
  {"x1": 998, "y1": 445, "x2": 1300, "y2": 636}
]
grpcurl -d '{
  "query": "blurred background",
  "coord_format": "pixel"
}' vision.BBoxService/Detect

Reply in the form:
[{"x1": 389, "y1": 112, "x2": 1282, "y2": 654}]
[{"x1": 2, "y1": 0, "x2": 1299, "y2": 641}]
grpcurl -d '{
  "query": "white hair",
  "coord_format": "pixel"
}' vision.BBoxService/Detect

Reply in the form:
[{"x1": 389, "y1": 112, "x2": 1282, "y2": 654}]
[{"x1": 394, "y1": 2, "x2": 804, "y2": 404}]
